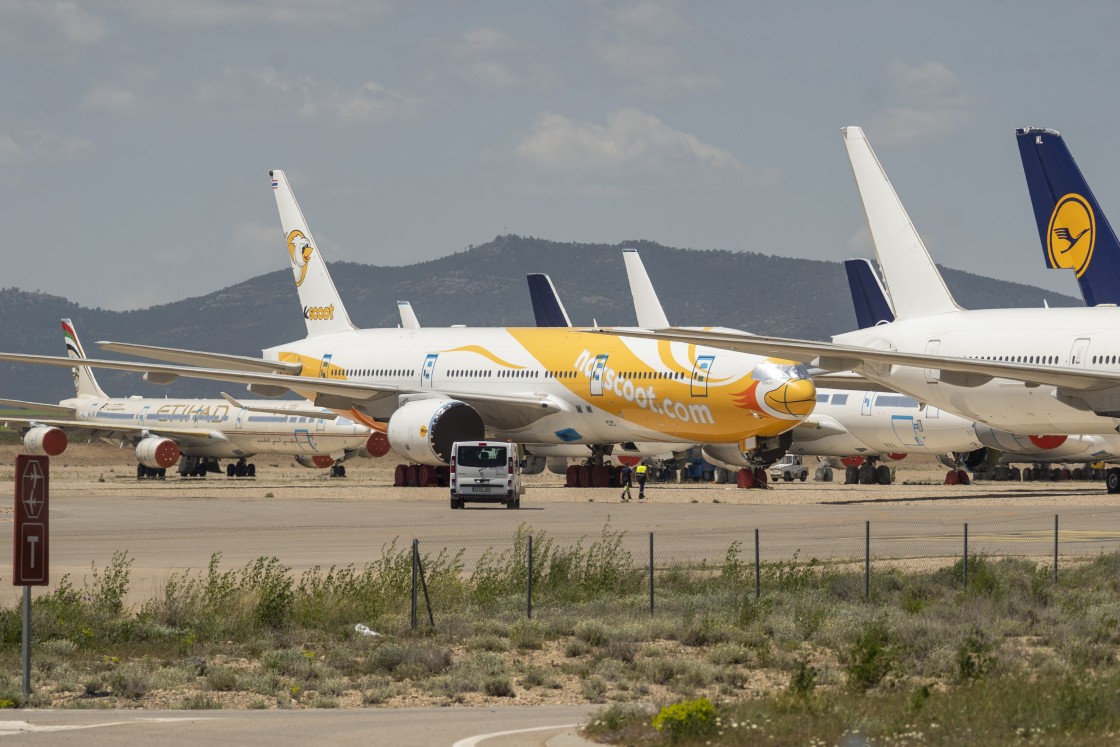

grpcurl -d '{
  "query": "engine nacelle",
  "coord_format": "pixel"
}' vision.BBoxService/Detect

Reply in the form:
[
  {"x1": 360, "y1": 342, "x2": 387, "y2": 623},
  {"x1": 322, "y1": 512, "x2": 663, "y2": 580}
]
[
  {"x1": 23, "y1": 426, "x2": 67, "y2": 456},
  {"x1": 546, "y1": 457, "x2": 569, "y2": 475},
  {"x1": 135, "y1": 437, "x2": 180, "y2": 469},
  {"x1": 974, "y1": 425, "x2": 1089, "y2": 458},
  {"x1": 386, "y1": 398, "x2": 485, "y2": 465},
  {"x1": 295, "y1": 455, "x2": 334, "y2": 469},
  {"x1": 521, "y1": 455, "x2": 546, "y2": 475},
  {"x1": 701, "y1": 444, "x2": 752, "y2": 469}
]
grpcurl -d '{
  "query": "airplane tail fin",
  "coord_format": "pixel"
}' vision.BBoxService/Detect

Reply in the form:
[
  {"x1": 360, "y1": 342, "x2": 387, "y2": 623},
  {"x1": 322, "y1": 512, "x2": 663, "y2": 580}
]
[
  {"x1": 844, "y1": 258, "x2": 895, "y2": 329},
  {"x1": 62, "y1": 318, "x2": 108, "y2": 399},
  {"x1": 397, "y1": 301, "x2": 421, "y2": 329},
  {"x1": 270, "y1": 170, "x2": 358, "y2": 338},
  {"x1": 526, "y1": 274, "x2": 573, "y2": 327},
  {"x1": 841, "y1": 126, "x2": 960, "y2": 319},
  {"x1": 1016, "y1": 127, "x2": 1120, "y2": 306},
  {"x1": 621, "y1": 248, "x2": 671, "y2": 328}
]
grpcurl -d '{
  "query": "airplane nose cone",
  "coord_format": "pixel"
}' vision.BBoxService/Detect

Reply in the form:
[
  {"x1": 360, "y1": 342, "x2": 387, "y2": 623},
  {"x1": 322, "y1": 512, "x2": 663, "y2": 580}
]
[{"x1": 763, "y1": 377, "x2": 816, "y2": 418}]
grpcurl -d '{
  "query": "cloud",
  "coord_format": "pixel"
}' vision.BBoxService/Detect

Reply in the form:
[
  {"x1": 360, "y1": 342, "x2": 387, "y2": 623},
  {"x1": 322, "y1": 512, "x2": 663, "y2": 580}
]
[
  {"x1": 82, "y1": 68, "x2": 161, "y2": 116},
  {"x1": 508, "y1": 108, "x2": 774, "y2": 195},
  {"x1": 116, "y1": 0, "x2": 392, "y2": 28},
  {"x1": 0, "y1": 127, "x2": 96, "y2": 164},
  {"x1": 441, "y1": 26, "x2": 557, "y2": 91},
  {"x1": 588, "y1": 0, "x2": 721, "y2": 99},
  {"x1": 193, "y1": 66, "x2": 421, "y2": 126},
  {"x1": 869, "y1": 61, "x2": 975, "y2": 146},
  {"x1": 0, "y1": 0, "x2": 109, "y2": 48}
]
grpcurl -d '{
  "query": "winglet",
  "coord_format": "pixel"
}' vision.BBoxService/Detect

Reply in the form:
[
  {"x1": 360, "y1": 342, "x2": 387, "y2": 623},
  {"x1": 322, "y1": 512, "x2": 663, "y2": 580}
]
[
  {"x1": 621, "y1": 248, "x2": 671, "y2": 328},
  {"x1": 270, "y1": 170, "x2": 357, "y2": 338},
  {"x1": 1015, "y1": 127, "x2": 1120, "y2": 306},
  {"x1": 844, "y1": 258, "x2": 895, "y2": 329},
  {"x1": 841, "y1": 127, "x2": 960, "y2": 319}
]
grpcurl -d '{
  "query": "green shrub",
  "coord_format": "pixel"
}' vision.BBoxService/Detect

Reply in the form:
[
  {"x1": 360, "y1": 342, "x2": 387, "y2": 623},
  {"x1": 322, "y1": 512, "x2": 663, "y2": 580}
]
[
  {"x1": 846, "y1": 620, "x2": 892, "y2": 692},
  {"x1": 651, "y1": 697, "x2": 716, "y2": 742}
]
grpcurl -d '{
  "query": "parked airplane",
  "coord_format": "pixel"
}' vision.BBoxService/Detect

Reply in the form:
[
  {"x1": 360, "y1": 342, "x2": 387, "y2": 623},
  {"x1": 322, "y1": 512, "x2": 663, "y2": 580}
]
[
  {"x1": 1017, "y1": 126, "x2": 1120, "y2": 306},
  {"x1": 0, "y1": 173, "x2": 816, "y2": 473},
  {"x1": 594, "y1": 126, "x2": 1120, "y2": 491},
  {"x1": 0, "y1": 319, "x2": 382, "y2": 478}
]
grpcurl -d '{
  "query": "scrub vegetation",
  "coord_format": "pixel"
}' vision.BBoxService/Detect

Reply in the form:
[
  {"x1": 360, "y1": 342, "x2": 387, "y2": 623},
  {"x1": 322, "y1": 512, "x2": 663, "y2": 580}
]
[{"x1": 3, "y1": 526, "x2": 1120, "y2": 744}]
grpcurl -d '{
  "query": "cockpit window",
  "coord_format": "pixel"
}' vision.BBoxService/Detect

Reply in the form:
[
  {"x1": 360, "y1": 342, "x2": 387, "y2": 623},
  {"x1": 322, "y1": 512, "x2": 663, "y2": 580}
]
[{"x1": 751, "y1": 362, "x2": 809, "y2": 383}]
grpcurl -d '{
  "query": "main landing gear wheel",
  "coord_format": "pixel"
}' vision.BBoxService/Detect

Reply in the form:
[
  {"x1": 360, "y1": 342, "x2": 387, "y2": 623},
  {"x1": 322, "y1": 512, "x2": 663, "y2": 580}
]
[
  {"x1": 330, "y1": 464, "x2": 347, "y2": 478},
  {"x1": 1107, "y1": 468, "x2": 1120, "y2": 494}
]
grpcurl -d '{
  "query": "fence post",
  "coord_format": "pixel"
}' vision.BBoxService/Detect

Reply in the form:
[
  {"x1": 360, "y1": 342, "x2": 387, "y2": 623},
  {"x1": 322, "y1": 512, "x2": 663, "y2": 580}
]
[
  {"x1": 963, "y1": 523, "x2": 969, "y2": 591},
  {"x1": 411, "y1": 538, "x2": 418, "y2": 630},
  {"x1": 527, "y1": 534, "x2": 533, "y2": 620},
  {"x1": 648, "y1": 532, "x2": 654, "y2": 615},
  {"x1": 754, "y1": 528, "x2": 761, "y2": 600},
  {"x1": 1054, "y1": 513, "x2": 1059, "y2": 583},
  {"x1": 865, "y1": 520, "x2": 870, "y2": 601}
]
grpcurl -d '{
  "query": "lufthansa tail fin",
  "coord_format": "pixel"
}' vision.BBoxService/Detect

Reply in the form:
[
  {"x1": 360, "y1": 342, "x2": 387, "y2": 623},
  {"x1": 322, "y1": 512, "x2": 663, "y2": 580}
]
[
  {"x1": 841, "y1": 127, "x2": 960, "y2": 319},
  {"x1": 526, "y1": 274, "x2": 573, "y2": 327},
  {"x1": 844, "y1": 259, "x2": 895, "y2": 329},
  {"x1": 621, "y1": 248, "x2": 670, "y2": 328},
  {"x1": 1016, "y1": 127, "x2": 1120, "y2": 306},
  {"x1": 270, "y1": 170, "x2": 357, "y2": 338},
  {"x1": 62, "y1": 319, "x2": 108, "y2": 399}
]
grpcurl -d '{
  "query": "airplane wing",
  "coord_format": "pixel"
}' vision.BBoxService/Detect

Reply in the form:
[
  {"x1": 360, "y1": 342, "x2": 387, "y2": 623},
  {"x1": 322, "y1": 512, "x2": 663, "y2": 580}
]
[
  {"x1": 0, "y1": 416, "x2": 217, "y2": 443},
  {"x1": 589, "y1": 327, "x2": 1120, "y2": 392},
  {"x1": 0, "y1": 398, "x2": 77, "y2": 417},
  {"x1": 219, "y1": 393, "x2": 339, "y2": 420},
  {"x1": 97, "y1": 341, "x2": 304, "y2": 375},
  {"x1": 0, "y1": 353, "x2": 563, "y2": 422}
]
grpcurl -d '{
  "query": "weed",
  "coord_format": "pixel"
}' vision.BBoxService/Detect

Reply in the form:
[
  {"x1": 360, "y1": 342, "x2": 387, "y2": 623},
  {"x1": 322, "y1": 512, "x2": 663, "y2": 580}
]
[
  {"x1": 788, "y1": 656, "x2": 817, "y2": 698},
  {"x1": 846, "y1": 619, "x2": 892, "y2": 692},
  {"x1": 651, "y1": 697, "x2": 716, "y2": 742}
]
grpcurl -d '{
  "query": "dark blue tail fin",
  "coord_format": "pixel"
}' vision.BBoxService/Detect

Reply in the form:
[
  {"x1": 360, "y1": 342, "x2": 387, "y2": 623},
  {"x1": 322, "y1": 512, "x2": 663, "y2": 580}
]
[
  {"x1": 844, "y1": 258, "x2": 895, "y2": 329},
  {"x1": 1016, "y1": 127, "x2": 1120, "y2": 306},
  {"x1": 526, "y1": 273, "x2": 572, "y2": 327}
]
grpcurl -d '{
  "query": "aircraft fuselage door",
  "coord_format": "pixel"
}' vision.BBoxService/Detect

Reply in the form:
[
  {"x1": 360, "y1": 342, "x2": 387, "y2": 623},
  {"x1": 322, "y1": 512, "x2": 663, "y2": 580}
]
[
  {"x1": 590, "y1": 354, "x2": 608, "y2": 396},
  {"x1": 422, "y1": 354, "x2": 438, "y2": 388},
  {"x1": 1070, "y1": 338, "x2": 1090, "y2": 368},
  {"x1": 690, "y1": 355, "x2": 714, "y2": 398},
  {"x1": 138, "y1": 405, "x2": 149, "y2": 425},
  {"x1": 860, "y1": 392, "x2": 872, "y2": 416},
  {"x1": 924, "y1": 339, "x2": 941, "y2": 384}
]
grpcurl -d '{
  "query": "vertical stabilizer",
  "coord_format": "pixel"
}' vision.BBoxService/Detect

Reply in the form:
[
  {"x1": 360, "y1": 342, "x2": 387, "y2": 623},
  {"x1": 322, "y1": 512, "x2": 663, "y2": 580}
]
[
  {"x1": 841, "y1": 127, "x2": 960, "y2": 319},
  {"x1": 526, "y1": 274, "x2": 573, "y2": 327},
  {"x1": 844, "y1": 258, "x2": 896, "y2": 329},
  {"x1": 62, "y1": 319, "x2": 109, "y2": 399},
  {"x1": 621, "y1": 248, "x2": 671, "y2": 328},
  {"x1": 270, "y1": 170, "x2": 357, "y2": 338},
  {"x1": 1016, "y1": 127, "x2": 1120, "y2": 306},
  {"x1": 397, "y1": 301, "x2": 421, "y2": 329}
]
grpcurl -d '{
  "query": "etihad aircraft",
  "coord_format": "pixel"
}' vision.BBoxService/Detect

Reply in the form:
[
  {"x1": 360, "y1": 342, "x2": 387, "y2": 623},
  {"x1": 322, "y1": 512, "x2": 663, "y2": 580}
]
[
  {"x1": 0, "y1": 173, "x2": 816, "y2": 470},
  {"x1": 594, "y1": 126, "x2": 1120, "y2": 491},
  {"x1": 1017, "y1": 126, "x2": 1120, "y2": 306},
  {"x1": 0, "y1": 319, "x2": 382, "y2": 478}
]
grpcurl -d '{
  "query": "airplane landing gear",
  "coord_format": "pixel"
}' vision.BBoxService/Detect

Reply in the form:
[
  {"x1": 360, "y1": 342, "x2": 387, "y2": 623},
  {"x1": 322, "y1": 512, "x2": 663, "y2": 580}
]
[{"x1": 225, "y1": 459, "x2": 257, "y2": 478}]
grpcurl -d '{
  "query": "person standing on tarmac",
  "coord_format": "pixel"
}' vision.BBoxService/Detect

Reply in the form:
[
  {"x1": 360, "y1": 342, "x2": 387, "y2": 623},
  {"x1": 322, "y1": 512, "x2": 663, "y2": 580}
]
[
  {"x1": 636, "y1": 463, "x2": 648, "y2": 501},
  {"x1": 619, "y1": 464, "x2": 633, "y2": 502}
]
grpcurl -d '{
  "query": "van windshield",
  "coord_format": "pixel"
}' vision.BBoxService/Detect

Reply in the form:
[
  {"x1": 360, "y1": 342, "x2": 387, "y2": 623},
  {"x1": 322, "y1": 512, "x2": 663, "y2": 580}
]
[{"x1": 457, "y1": 445, "x2": 507, "y2": 468}]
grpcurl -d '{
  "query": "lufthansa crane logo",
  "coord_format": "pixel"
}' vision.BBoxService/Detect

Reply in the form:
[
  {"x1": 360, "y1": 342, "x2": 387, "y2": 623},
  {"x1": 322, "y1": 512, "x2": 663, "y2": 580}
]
[
  {"x1": 1047, "y1": 193, "x2": 1095, "y2": 277},
  {"x1": 287, "y1": 230, "x2": 315, "y2": 287}
]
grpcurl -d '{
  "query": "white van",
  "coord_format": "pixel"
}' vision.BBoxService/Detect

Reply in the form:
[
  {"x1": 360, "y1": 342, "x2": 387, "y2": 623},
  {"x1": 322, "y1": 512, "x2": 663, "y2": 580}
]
[{"x1": 450, "y1": 441, "x2": 524, "y2": 509}]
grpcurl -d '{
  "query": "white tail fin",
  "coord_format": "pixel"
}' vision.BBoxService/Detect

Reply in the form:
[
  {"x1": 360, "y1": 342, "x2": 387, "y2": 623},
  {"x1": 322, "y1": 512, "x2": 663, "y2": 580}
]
[
  {"x1": 61, "y1": 319, "x2": 108, "y2": 399},
  {"x1": 621, "y1": 248, "x2": 671, "y2": 328},
  {"x1": 270, "y1": 170, "x2": 357, "y2": 338},
  {"x1": 841, "y1": 127, "x2": 960, "y2": 319},
  {"x1": 397, "y1": 301, "x2": 420, "y2": 329}
]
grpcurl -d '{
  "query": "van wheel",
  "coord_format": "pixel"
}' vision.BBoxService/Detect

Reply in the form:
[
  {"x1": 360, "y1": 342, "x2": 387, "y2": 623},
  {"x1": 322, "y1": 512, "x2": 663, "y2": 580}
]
[
  {"x1": 505, "y1": 493, "x2": 516, "y2": 509},
  {"x1": 450, "y1": 497, "x2": 462, "y2": 509}
]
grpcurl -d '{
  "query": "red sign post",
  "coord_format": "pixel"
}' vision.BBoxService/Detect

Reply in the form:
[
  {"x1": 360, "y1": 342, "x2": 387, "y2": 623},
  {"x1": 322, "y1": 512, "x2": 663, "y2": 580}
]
[{"x1": 13, "y1": 455, "x2": 49, "y2": 586}]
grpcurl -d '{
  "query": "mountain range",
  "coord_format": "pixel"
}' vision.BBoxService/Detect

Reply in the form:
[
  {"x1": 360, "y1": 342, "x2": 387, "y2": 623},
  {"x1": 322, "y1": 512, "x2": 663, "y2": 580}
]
[{"x1": 0, "y1": 235, "x2": 1080, "y2": 403}]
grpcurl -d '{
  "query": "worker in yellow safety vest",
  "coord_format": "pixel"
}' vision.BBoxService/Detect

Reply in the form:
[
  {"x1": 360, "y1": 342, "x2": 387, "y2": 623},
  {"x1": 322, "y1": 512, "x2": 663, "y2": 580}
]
[{"x1": 636, "y1": 463, "x2": 648, "y2": 501}]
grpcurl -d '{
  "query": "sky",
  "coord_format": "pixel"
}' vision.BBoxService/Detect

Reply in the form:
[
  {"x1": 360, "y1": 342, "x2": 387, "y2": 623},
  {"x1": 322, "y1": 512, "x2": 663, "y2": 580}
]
[{"x1": 2, "y1": 0, "x2": 1117, "y2": 311}]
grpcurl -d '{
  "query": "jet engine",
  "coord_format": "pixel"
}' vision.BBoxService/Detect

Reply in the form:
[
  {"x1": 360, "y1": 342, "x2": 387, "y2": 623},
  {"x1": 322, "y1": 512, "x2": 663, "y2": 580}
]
[
  {"x1": 521, "y1": 455, "x2": 546, "y2": 475},
  {"x1": 135, "y1": 437, "x2": 180, "y2": 469},
  {"x1": 546, "y1": 457, "x2": 569, "y2": 475},
  {"x1": 703, "y1": 432, "x2": 793, "y2": 469},
  {"x1": 973, "y1": 425, "x2": 1091, "y2": 459},
  {"x1": 386, "y1": 398, "x2": 485, "y2": 465},
  {"x1": 23, "y1": 426, "x2": 67, "y2": 456},
  {"x1": 359, "y1": 431, "x2": 391, "y2": 458},
  {"x1": 295, "y1": 455, "x2": 334, "y2": 469}
]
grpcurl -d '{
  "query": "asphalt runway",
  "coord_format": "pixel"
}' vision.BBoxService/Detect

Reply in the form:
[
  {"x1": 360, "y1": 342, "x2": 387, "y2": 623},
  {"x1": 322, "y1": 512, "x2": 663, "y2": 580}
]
[{"x1": 3, "y1": 478, "x2": 1120, "y2": 605}]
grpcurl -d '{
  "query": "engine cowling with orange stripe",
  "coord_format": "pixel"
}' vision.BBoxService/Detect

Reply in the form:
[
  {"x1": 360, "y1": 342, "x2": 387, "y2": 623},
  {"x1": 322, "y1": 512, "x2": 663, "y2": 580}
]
[
  {"x1": 386, "y1": 398, "x2": 485, "y2": 465},
  {"x1": 23, "y1": 426, "x2": 67, "y2": 456},
  {"x1": 973, "y1": 425, "x2": 1090, "y2": 459}
]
